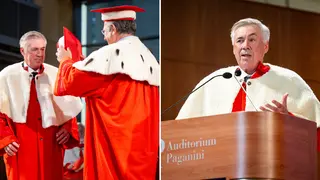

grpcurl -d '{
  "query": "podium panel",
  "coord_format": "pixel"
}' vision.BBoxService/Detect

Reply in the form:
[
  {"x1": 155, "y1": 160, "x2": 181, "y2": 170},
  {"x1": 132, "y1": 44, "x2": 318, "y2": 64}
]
[{"x1": 161, "y1": 112, "x2": 317, "y2": 180}]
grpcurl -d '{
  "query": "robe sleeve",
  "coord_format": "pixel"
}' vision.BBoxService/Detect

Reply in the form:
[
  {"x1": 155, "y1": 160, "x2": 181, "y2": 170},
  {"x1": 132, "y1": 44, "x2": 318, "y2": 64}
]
[
  {"x1": 0, "y1": 112, "x2": 17, "y2": 156},
  {"x1": 60, "y1": 117, "x2": 80, "y2": 149},
  {"x1": 54, "y1": 57, "x2": 116, "y2": 97}
]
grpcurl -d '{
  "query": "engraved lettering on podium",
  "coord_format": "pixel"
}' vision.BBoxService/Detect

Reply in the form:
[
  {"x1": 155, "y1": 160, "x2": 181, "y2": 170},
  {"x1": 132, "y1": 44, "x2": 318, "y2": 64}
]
[{"x1": 161, "y1": 138, "x2": 217, "y2": 165}]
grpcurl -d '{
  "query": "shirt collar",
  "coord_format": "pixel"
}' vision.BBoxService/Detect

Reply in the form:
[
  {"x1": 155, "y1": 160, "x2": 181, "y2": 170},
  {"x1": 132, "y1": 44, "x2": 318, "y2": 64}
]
[
  {"x1": 22, "y1": 62, "x2": 45, "y2": 74},
  {"x1": 237, "y1": 61, "x2": 270, "y2": 80}
]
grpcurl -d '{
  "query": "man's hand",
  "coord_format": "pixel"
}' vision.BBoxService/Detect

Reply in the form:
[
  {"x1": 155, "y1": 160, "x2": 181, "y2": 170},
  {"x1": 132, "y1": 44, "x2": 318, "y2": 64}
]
[
  {"x1": 56, "y1": 128, "x2": 70, "y2": 144},
  {"x1": 56, "y1": 47, "x2": 72, "y2": 62},
  {"x1": 260, "y1": 93, "x2": 289, "y2": 114},
  {"x1": 4, "y1": 142, "x2": 19, "y2": 156}
]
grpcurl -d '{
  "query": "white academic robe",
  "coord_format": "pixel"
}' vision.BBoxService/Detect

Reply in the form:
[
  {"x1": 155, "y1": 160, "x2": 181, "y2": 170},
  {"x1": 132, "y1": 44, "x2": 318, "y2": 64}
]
[
  {"x1": 176, "y1": 63, "x2": 320, "y2": 127},
  {"x1": 0, "y1": 62, "x2": 82, "y2": 127}
]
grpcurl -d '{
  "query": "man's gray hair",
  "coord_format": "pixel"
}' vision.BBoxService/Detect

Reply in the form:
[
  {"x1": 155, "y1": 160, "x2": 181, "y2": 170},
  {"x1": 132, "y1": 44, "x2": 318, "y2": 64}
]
[
  {"x1": 19, "y1": 31, "x2": 47, "y2": 49},
  {"x1": 110, "y1": 20, "x2": 137, "y2": 35},
  {"x1": 230, "y1": 18, "x2": 270, "y2": 45}
]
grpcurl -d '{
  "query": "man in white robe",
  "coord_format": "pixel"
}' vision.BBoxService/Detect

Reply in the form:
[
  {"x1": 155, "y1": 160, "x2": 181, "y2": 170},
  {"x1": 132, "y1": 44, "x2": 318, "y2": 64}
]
[{"x1": 176, "y1": 18, "x2": 320, "y2": 132}]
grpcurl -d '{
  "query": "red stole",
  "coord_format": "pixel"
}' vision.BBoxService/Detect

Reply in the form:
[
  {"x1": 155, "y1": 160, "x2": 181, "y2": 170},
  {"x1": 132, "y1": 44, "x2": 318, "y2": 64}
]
[{"x1": 232, "y1": 62, "x2": 270, "y2": 112}]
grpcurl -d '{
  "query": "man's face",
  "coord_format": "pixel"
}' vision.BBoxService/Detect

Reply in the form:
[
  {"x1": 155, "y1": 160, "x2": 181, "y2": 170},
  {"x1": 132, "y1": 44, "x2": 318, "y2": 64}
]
[
  {"x1": 233, "y1": 25, "x2": 268, "y2": 74},
  {"x1": 21, "y1": 38, "x2": 46, "y2": 70},
  {"x1": 103, "y1": 22, "x2": 116, "y2": 44}
]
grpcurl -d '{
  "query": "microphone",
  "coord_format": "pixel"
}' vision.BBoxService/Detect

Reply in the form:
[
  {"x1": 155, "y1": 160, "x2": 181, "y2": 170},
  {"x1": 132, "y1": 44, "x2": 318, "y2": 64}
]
[
  {"x1": 235, "y1": 68, "x2": 241, "y2": 77},
  {"x1": 233, "y1": 68, "x2": 258, "y2": 111},
  {"x1": 161, "y1": 72, "x2": 232, "y2": 115}
]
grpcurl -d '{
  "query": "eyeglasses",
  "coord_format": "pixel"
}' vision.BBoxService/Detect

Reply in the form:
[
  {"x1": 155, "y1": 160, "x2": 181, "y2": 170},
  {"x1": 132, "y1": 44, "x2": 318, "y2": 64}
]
[{"x1": 101, "y1": 30, "x2": 105, "y2": 35}]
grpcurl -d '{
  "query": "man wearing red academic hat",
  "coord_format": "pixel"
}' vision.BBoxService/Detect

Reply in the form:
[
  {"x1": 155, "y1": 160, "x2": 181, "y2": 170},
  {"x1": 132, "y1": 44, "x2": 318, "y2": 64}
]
[
  {"x1": 0, "y1": 31, "x2": 82, "y2": 180},
  {"x1": 55, "y1": 5, "x2": 159, "y2": 180}
]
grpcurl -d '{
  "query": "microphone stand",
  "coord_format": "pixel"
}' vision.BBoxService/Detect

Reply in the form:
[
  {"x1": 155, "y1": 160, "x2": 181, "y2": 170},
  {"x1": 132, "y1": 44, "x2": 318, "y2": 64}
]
[{"x1": 161, "y1": 72, "x2": 232, "y2": 115}]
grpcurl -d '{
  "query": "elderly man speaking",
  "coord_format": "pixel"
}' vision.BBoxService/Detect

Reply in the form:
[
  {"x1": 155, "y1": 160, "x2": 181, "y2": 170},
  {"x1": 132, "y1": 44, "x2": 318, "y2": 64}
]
[{"x1": 176, "y1": 18, "x2": 320, "y2": 136}]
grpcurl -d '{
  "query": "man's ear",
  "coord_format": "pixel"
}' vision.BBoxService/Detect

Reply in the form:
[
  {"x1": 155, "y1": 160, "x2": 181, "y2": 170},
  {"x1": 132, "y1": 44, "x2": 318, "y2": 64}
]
[
  {"x1": 264, "y1": 41, "x2": 269, "y2": 54},
  {"x1": 20, "y1": 47, "x2": 25, "y2": 56},
  {"x1": 110, "y1": 24, "x2": 117, "y2": 34}
]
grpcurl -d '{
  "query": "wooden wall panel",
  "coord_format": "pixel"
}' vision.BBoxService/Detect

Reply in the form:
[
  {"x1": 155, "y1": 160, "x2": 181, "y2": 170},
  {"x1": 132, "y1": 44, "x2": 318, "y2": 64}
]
[{"x1": 161, "y1": 0, "x2": 320, "y2": 120}]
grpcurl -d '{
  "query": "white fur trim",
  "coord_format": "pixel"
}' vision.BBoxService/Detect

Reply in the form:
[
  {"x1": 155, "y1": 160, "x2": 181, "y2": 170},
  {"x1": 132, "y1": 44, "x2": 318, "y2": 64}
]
[
  {"x1": 73, "y1": 36, "x2": 159, "y2": 86},
  {"x1": 0, "y1": 63, "x2": 83, "y2": 128},
  {"x1": 101, "y1": 10, "x2": 136, "y2": 21},
  {"x1": 176, "y1": 64, "x2": 320, "y2": 127}
]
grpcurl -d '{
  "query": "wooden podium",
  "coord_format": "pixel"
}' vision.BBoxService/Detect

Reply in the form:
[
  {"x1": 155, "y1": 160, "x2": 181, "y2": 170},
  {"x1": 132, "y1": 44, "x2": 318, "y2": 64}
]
[{"x1": 161, "y1": 112, "x2": 317, "y2": 180}]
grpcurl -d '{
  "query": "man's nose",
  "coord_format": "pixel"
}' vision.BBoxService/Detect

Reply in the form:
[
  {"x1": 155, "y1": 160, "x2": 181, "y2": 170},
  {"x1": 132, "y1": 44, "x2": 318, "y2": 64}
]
[
  {"x1": 37, "y1": 50, "x2": 43, "y2": 56},
  {"x1": 241, "y1": 39, "x2": 250, "y2": 49}
]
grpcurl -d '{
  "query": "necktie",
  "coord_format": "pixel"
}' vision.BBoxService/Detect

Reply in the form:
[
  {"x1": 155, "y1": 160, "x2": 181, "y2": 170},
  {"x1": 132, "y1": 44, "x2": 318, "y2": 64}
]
[{"x1": 31, "y1": 72, "x2": 38, "y2": 78}]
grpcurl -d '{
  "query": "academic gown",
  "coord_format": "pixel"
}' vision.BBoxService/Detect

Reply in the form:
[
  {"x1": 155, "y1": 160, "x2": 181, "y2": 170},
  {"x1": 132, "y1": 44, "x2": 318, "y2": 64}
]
[
  {"x1": 0, "y1": 63, "x2": 82, "y2": 180},
  {"x1": 176, "y1": 62, "x2": 320, "y2": 151},
  {"x1": 54, "y1": 35, "x2": 160, "y2": 180}
]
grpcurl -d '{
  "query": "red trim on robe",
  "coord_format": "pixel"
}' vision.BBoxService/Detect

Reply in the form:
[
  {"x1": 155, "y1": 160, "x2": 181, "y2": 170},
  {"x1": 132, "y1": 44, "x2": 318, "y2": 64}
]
[
  {"x1": 232, "y1": 83, "x2": 247, "y2": 112},
  {"x1": 288, "y1": 112, "x2": 294, "y2": 116},
  {"x1": 318, "y1": 128, "x2": 320, "y2": 152},
  {"x1": 232, "y1": 62, "x2": 270, "y2": 112},
  {"x1": 104, "y1": 17, "x2": 135, "y2": 22},
  {"x1": 23, "y1": 63, "x2": 45, "y2": 74},
  {"x1": 251, "y1": 62, "x2": 270, "y2": 79}
]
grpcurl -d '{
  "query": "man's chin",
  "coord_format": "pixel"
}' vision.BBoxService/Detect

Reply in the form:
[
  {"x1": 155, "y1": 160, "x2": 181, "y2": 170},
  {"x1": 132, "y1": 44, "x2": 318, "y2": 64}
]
[
  {"x1": 239, "y1": 64, "x2": 257, "y2": 75},
  {"x1": 34, "y1": 61, "x2": 44, "y2": 68},
  {"x1": 240, "y1": 57, "x2": 252, "y2": 62},
  {"x1": 239, "y1": 61, "x2": 250, "y2": 68}
]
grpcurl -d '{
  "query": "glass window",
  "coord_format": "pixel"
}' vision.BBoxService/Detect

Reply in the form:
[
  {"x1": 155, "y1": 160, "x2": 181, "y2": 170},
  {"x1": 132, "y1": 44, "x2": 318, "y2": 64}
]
[{"x1": 74, "y1": 0, "x2": 159, "y2": 59}]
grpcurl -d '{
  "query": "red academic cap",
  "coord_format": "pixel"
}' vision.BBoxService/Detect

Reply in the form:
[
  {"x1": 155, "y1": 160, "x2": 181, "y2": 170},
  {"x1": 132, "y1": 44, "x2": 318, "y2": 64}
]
[
  {"x1": 57, "y1": 27, "x2": 84, "y2": 61},
  {"x1": 91, "y1": 5, "x2": 145, "y2": 22}
]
